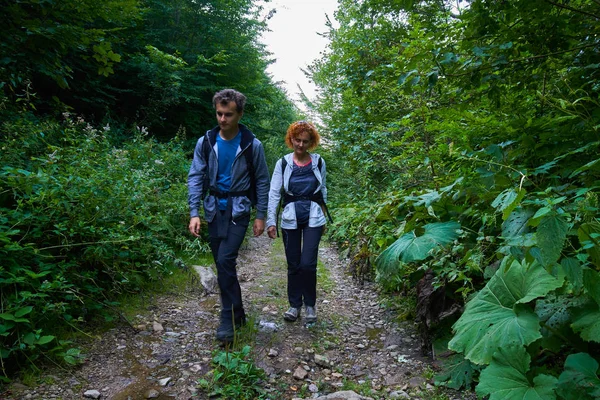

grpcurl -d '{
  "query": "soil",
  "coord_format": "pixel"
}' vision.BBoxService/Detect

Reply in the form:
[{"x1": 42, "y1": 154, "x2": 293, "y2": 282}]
[{"x1": 3, "y1": 235, "x2": 476, "y2": 400}]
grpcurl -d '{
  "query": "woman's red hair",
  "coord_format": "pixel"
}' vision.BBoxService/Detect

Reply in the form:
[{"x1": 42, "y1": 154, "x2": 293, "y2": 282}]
[{"x1": 285, "y1": 121, "x2": 320, "y2": 151}]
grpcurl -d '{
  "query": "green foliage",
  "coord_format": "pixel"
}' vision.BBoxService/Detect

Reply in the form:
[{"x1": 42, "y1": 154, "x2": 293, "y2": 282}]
[
  {"x1": 433, "y1": 354, "x2": 478, "y2": 391},
  {"x1": 310, "y1": 0, "x2": 600, "y2": 396},
  {"x1": 557, "y1": 353, "x2": 600, "y2": 400},
  {"x1": 198, "y1": 345, "x2": 266, "y2": 399},
  {"x1": 0, "y1": 113, "x2": 194, "y2": 377},
  {"x1": 377, "y1": 221, "x2": 461, "y2": 273},
  {"x1": 476, "y1": 344, "x2": 558, "y2": 400},
  {"x1": 0, "y1": 0, "x2": 298, "y2": 140},
  {"x1": 449, "y1": 259, "x2": 563, "y2": 365}
]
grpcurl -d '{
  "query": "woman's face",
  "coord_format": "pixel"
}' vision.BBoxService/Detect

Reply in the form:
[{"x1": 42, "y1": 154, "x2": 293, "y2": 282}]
[{"x1": 292, "y1": 131, "x2": 312, "y2": 156}]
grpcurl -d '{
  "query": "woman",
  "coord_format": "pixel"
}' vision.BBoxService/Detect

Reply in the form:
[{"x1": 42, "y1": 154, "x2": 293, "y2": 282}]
[{"x1": 267, "y1": 121, "x2": 328, "y2": 323}]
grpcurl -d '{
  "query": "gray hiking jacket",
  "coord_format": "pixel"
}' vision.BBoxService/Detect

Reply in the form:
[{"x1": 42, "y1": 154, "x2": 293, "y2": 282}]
[
  {"x1": 188, "y1": 124, "x2": 269, "y2": 222},
  {"x1": 266, "y1": 152, "x2": 327, "y2": 230}
]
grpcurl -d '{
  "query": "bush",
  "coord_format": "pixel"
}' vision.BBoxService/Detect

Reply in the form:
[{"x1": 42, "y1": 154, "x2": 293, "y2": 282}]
[{"x1": 0, "y1": 113, "x2": 195, "y2": 377}]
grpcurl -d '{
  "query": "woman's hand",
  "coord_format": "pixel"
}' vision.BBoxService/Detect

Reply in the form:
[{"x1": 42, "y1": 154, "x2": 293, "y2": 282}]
[{"x1": 267, "y1": 225, "x2": 277, "y2": 239}]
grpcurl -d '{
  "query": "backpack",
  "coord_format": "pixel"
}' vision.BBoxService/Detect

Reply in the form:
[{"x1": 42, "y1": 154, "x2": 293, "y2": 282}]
[
  {"x1": 201, "y1": 129, "x2": 256, "y2": 205},
  {"x1": 275, "y1": 156, "x2": 333, "y2": 235}
]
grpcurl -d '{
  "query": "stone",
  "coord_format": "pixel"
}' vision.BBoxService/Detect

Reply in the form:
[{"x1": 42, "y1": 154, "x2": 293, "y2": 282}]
[
  {"x1": 314, "y1": 354, "x2": 330, "y2": 367},
  {"x1": 309, "y1": 383, "x2": 319, "y2": 393},
  {"x1": 293, "y1": 366, "x2": 308, "y2": 380},
  {"x1": 158, "y1": 377, "x2": 172, "y2": 386},
  {"x1": 314, "y1": 390, "x2": 374, "y2": 399},
  {"x1": 268, "y1": 348, "x2": 279, "y2": 357},
  {"x1": 145, "y1": 389, "x2": 160, "y2": 398},
  {"x1": 152, "y1": 321, "x2": 164, "y2": 332},
  {"x1": 189, "y1": 364, "x2": 202, "y2": 373},
  {"x1": 192, "y1": 265, "x2": 218, "y2": 293},
  {"x1": 408, "y1": 376, "x2": 426, "y2": 389},
  {"x1": 83, "y1": 390, "x2": 101, "y2": 399}
]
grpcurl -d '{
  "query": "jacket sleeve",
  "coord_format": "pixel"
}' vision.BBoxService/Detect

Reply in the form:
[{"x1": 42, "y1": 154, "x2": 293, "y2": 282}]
[
  {"x1": 187, "y1": 137, "x2": 207, "y2": 218},
  {"x1": 252, "y1": 139, "x2": 270, "y2": 220},
  {"x1": 266, "y1": 158, "x2": 283, "y2": 228}
]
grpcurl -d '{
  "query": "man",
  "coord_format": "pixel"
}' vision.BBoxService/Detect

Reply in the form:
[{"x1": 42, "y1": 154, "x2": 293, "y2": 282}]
[{"x1": 188, "y1": 89, "x2": 269, "y2": 342}]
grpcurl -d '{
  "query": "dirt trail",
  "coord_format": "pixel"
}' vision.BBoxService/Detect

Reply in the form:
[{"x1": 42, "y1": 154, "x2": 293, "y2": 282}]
[{"x1": 5, "y1": 235, "x2": 473, "y2": 400}]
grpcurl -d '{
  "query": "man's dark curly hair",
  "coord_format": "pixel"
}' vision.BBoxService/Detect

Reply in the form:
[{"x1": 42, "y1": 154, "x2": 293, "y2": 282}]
[{"x1": 213, "y1": 89, "x2": 246, "y2": 113}]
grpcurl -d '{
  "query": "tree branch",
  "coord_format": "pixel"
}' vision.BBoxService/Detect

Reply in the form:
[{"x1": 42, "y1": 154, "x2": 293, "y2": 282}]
[{"x1": 543, "y1": 0, "x2": 600, "y2": 20}]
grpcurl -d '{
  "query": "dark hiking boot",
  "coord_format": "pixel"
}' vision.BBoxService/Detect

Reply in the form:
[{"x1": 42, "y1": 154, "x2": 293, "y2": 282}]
[
  {"x1": 305, "y1": 306, "x2": 317, "y2": 323},
  {"x1": 283, "y1": 307, "x2": 300, "y2": 322},
  {"x1": 215, "y1": 316, "x2": 246, "y2": 343}
]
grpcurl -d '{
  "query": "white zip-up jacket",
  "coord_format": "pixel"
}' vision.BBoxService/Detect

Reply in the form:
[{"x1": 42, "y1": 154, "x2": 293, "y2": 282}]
[{"x1": 267, "y1": 152, "x2": 327, "y2": 230}]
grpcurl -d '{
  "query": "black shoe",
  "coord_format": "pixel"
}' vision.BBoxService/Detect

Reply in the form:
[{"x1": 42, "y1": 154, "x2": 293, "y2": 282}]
[
  {"x1": 215, "y1": 316, "x2": 246, "y2": 343},
  {"x1": 216, "y1": 323, "x2": 234, "y2": 343}
]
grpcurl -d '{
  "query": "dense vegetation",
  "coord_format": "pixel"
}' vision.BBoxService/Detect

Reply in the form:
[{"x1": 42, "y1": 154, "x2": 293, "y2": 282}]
[
  {"x1": 1, "y1": 0, "x2": 297, "y2": 379},
  {"x1": 310, "y1": 0, "x2": 600, "y2": 398},
  {"x1": 2, "y1": 0, "x2": 599, "y2": 397}
]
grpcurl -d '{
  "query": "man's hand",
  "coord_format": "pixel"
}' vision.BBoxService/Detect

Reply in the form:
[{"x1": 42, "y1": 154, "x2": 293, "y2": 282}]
[
  {"x1": 253, "y1": 218, "x2": 265, "y2": 237},
  {"x1": 189, "y1": 217, "x2": 201, "y2": 237},
  {"x1": 267, "y1": 225, "x2": 277, "y2": 239}
]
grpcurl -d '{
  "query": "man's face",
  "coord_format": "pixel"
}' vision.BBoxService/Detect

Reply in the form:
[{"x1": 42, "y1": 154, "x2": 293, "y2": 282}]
[{"x1": 215, "y1": 101, "x2": 243, "y2": 133}]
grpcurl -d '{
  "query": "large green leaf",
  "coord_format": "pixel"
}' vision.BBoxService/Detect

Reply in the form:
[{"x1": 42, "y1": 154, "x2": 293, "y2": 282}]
[
  {"x1": 537, "y1": 214, "x2": 569, "y2": 268},
  {"x1": 449, "y1": 259, "x2": 563, "y2": 364},
  {"x1": 434, "y1": 354, "x2": 477, "y2": 390},
  {"x1": 571, "y1": 302, "x2": 600, "y2": 343},
  {"x1": 502, "y1": 208, "x2": 535, "y2": 238},
  {"x1": 492, "y1": 188, "x2": 526, "y2": 220},
  {"x1": 376, "y1": 221, "x2": 460, "y2": 273},
  {"x1": 536, "y1": 294, "x2": 578, "y2": 333},
  {"x1": 476, "y1": 344, "x2": 557, "y2": 400},
  {"x1": 562, "y1": 257, "x2": 583, "y2": 294},
  {"x1": 556, "y1": 352, "x2": 600, "y2": 400}
]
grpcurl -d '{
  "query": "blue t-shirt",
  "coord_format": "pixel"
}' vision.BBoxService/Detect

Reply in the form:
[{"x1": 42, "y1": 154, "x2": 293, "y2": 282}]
[
  {"x1": 289, "y1": 160, "x2": 318, "y2": 225},
  {"x1": 216, "y1": 132, "x2": 241, "y2": 210}
]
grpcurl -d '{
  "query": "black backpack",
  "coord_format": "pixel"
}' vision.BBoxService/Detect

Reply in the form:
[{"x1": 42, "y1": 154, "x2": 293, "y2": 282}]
[
  {"x1": 275, "y1": 156, "x2": 333, "y2": 235},
  {"x1": 201, "y1": 129, "x2": 256, "y2": 205}
]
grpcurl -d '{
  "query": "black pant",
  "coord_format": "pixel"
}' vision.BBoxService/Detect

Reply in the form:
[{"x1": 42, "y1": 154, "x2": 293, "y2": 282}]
[
  {"x1": 282, "y1": 224, "x2": 324, "y2": 308},
  {"x1": 208, "y1": 211, "x2": 250, "y2": 325}
]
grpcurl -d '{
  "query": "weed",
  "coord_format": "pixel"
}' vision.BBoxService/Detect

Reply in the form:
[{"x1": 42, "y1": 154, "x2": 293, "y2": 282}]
[{"x1": 198, "y1": 345, "x2": 266, "y2": 399}]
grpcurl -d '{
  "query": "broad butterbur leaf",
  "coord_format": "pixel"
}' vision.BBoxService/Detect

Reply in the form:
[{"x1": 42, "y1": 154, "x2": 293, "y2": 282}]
[
  {"x1": 434, "y1": 353, "x2": 477, "y2": 390},
  {"x1": 449, "y1": 259, "x2": 563, "y2": 364},
  {"x1": 556, "y1": 352, "x2": 600, "y2": 399},
  {"x1": 376, "y1": 221, "x2": 460, "y2": 274},
  {"x1": 476, "y1": 344, "x2": 557, "y2": 400}
]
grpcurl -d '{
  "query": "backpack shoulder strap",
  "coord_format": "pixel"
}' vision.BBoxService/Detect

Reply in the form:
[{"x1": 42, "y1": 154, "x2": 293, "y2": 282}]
[
  {"x1": 202, "y1": 130, "x2": 216, "y2": 162},
  {"x1": 240, "y1": 130, "x2": 254, "y2": 169},
  {"x1": 281, "y1": 156, "x2": 287, "y2": 175}
]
